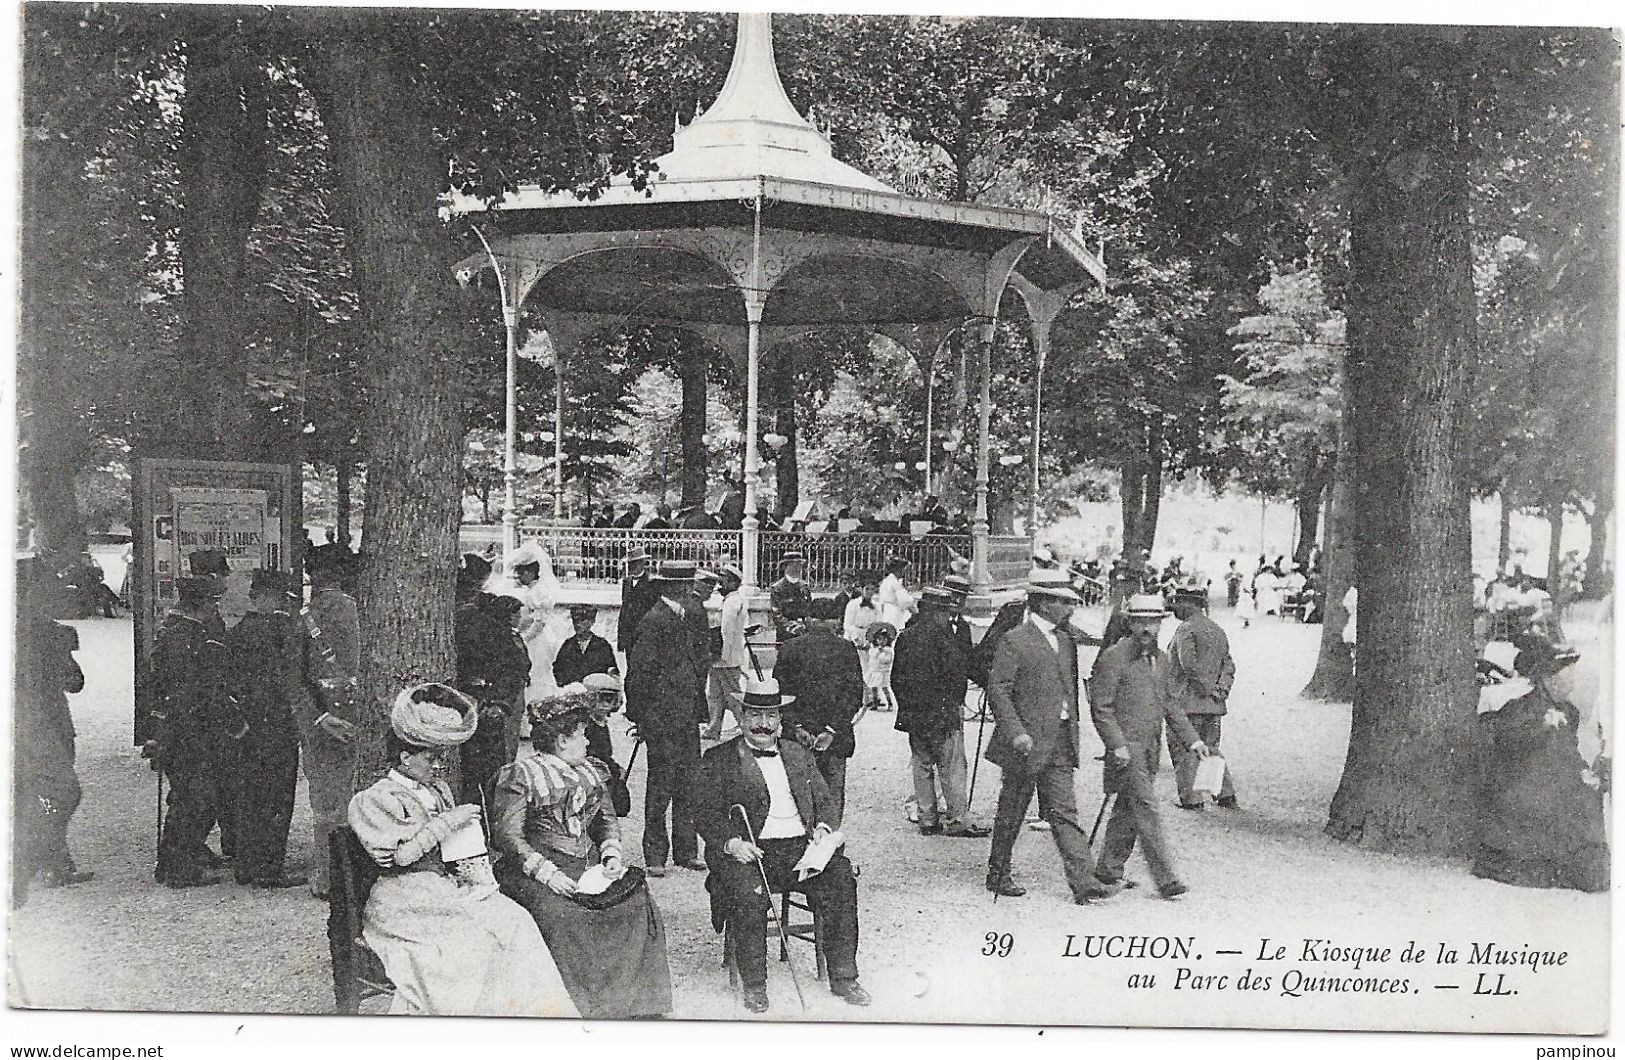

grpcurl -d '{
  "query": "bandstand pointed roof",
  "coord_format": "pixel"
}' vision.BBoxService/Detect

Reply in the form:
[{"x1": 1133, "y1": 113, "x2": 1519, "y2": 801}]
[{"x1": 456, "y1": 11, "x2": 1104, "y2": 330}]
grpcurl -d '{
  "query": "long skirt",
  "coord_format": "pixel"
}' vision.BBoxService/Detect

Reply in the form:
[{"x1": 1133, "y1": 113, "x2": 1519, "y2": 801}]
[
  {"x1": 498, "y1": 849, "x2": 673, "y2": 1019},
  {"x1": 363, "y1": 870, "x2": 579, "y2": 1018}
]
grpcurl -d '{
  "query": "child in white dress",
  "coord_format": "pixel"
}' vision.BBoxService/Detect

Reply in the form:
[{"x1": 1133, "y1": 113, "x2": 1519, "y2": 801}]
[{"x1": 866, "y1": 622, "x2": 898, "y2": 713}]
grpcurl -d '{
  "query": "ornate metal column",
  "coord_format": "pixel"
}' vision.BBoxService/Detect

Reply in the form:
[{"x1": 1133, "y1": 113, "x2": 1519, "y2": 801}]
[
  {"x1": 971, "y1": 317, "x2": 996, "y2": 594},
  {"x1": 740, "y1": 191, "x2": 766, "y2": 591}
]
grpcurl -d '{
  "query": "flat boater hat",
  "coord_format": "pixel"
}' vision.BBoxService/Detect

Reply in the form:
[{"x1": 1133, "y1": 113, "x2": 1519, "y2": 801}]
[{"x1": 729, "y1": 674, "x2": 796, "y2": 709}]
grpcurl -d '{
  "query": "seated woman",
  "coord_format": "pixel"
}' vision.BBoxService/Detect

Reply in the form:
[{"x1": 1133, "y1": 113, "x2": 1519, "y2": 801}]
[
  {"x1": 1474, "y1": 634, "x2": 1609, "y2": 893},
  {"x1": 347, "y1": 682, "x2": 578, "y2": 1017},
  {"x1": 492, "y1": 683, "x2": 673, "y2": 1019}
]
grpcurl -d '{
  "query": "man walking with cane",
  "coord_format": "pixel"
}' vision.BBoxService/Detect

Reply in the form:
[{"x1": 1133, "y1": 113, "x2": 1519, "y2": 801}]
[{"x1": 984, "y1": 570, "x2": 1118, "y2": 902}]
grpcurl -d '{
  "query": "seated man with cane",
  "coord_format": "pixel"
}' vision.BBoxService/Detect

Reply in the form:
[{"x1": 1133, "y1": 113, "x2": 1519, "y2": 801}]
[{"x1": 696, "y1": 676, "x2": 870, "y2": 1013}]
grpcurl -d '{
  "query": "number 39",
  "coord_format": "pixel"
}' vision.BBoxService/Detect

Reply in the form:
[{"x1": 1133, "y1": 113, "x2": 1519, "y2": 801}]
[{"x1": 982, "y1": 932, "x2": 1014, "y2": 957}]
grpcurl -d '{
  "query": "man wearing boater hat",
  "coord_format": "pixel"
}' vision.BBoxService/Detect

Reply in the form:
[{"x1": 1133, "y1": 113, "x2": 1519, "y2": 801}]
[
  {"x1": 1089, "y1": 594, "x2": 1209, "y2": 900},
  {"x1": 617, "y1": 546, "x2": 657, "y2": 656},
  {"x1": 985, "y1": 570, "x2": 1119, "y2": 902},
  {"x1": 696, "y1": 676, "x2": 869, "y2": 1012},
  {"x1": 625, "y1": 560, "x2": 710, "y2": 875},
  {"x1": 1167, "y1": 582, "x2": 1238, "y2": 809}
]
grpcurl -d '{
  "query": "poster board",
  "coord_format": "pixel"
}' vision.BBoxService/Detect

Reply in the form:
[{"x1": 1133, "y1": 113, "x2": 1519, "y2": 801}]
[{"x1": 131, "y1": 457, "x2": 301, "y2": 741}]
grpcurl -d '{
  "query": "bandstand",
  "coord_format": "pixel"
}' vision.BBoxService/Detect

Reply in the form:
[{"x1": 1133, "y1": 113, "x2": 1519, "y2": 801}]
[{"x1": 456, "y1": 12, "x2": 1104, "y2": 611}]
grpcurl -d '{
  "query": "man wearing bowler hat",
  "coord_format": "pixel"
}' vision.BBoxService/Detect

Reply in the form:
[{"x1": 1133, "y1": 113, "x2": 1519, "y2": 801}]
[
  {"x1": 985, "y1": 570, "x2": 1118, "y2": 902},
  {"x1": 696, "y1": 675, "x2": 869, "y2": 1013},
  {"x1": 626, "y1": 560, "x2": 710, "y2": 875},
  {"x1": 1089, "y1": 594, "x2": 1209, "y2": 900},
  {"x1": 893, "y1": 586, "x2": 989, "y2": 838},
  {"x1": 1167, "y1": 582, "x2": 1238, "y2": 809},
  {"x1": 769, "y1": 551, "x2": 814, "y2": 640}
]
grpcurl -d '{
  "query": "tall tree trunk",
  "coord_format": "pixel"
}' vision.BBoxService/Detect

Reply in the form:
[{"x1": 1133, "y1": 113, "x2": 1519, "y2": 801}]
[
  {"x1": 1119, "y1": 452, "x2": 1145, "y2": 563},
  {"x1": 1496, "y1": 491, "x2": 1513, "y2": 575},
  {"x1": 1325, "y1": 30, "x2": 1479, "y2": 856},
  {"x1": 175, "y1": 14, "x2": 270, "y2": 451},
  {"x1": 305, "y1": 18, "x2": 463, "y2": 789},
  {"x1": 1545, "y1": 502, "x2": 1567, "y2": 639},
  {"x1": 678, "y1": 347, "x2": 708, "y2": 509},
  {"x1": 335, "y1": 457, "x2": 353, "y2": 549},
  {"x1": 1293, "y1": 454, "x2": 1331, "y2": 568},
  {"x1": 1582, "y1": 494, "x2": 1611, "y2": 599},
  {"x1": 1303, "y1": 425, "x2": 1356, "y2": 700}
]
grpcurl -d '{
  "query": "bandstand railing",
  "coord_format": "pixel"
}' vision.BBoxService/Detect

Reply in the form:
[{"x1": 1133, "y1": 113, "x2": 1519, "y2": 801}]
[{"x1": 458, "y1": 524, "x2": 1030, "y2": 594}]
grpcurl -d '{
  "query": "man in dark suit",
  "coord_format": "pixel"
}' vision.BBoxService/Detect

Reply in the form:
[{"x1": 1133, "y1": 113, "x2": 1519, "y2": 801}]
[
  {"x1": 985, "y1": 571, "x2": 1117, "y2": 902},
  {"x1": 773, "y1": 612, "x2": 865, "y2": 821},
  {"x1": 617, "y1": 546, "x2": 657, "y2": 655},
  {"x1": 454, "y1": 590, "x2": 530, "y2": 804},
  {"x1": 768, "y1": 551, "x2": 814, "y2": 640},
  {"x1": 612, "y1": 503, "x2": 642, "y2": 530},
  {"x1": 892, "y1": 588, "x2": 988, "y2": 838},
  {"x1": 1167, "y1": 584, "x2": 1238, "y2": 809},
  {"x1": 553, "y1": 603, "x2": 629, "y2": 814},
  {"x1": 626, "y1": 560, "x2": 710, "y2": 875},
  {"x1": 1090, "y1": 594, "x2": 1209, "y2": 900},
  {"x1": 696, "y1": 677, "x2": 869, "y2": 1013}
]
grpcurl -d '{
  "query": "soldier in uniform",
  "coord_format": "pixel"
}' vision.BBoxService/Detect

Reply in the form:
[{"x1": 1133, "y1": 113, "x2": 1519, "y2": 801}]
[
  {"x1": 455, "y1": 589, "x2": 532, "y2": 805},
  {"x1": 300, "y1": 553, "x2": 361, "y2": 899},
  {"x1": 225, "y1": 570, "x2": 309, "y2": 888},
  {"x1": 768, "y1": 552, "x2": 814, "y2": 640},
  {"x1": 148, "y1": 571, "x2": 244, "y2": 887}
]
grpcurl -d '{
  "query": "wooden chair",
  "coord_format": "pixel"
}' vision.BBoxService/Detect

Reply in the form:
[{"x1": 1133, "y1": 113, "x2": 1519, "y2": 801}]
[
  {"x1": 722, "y1": 862, "x2": 859, "y2": 990},
  {"x1": 327, "y1": 827, "x2": 395, "y2": 1015}
]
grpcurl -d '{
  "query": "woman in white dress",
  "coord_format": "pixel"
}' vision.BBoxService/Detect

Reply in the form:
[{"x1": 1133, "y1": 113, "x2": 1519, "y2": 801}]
[
  {"x1": 877, "y1": 556, "x2": 917, "y2": 629},
  {"x1": 347, "y1": 682, "x2": 578, "y2": 1018},
  {"x1": 487, "y1": 544, "x2": 567, "y2": 701}
]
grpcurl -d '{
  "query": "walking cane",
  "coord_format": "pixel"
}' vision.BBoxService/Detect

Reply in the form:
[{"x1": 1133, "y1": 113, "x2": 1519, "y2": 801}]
[
  {"x1": 742, "y1": 625, "x2": 767, "y2": 681},
  {"x1": 967, "y1": 691, "x2": 991, "y2": 807},
  {"x1": 1088, "y1": 791, "x2": 1115, "y2": 847},
  {"x1": 729, "y1": 803, "x2": 806, "y2": 1011},
  {"x1": 155, "y1": 769, "x2": 165, "y2": 868}
]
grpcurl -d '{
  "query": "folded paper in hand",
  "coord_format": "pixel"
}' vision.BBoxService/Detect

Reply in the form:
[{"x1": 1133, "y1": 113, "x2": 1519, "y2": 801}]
[
  {"x1": 439, "y1": 818, "x2": 488, "y2": 863},
  {"x1": 794, "y1": 829, "x2": 844, "y2": 882},
  {"x1": 1191, "y1": 755, "x2": 1227, "y2": 799},
  {"x1": 574, "y1": 864, "x2": 617, "y2": 896}
]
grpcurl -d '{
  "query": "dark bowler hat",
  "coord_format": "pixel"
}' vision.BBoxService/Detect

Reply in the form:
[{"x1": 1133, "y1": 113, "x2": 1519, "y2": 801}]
[
  {"x1": 778, "y1": 551, "x2": 807, "y2": 567},
  {"x1": 624, "y1": 546, "x2": 651, "y2": 566},
  {"x1": 919, "y1": 586, "x2": 958, "y2": 610},
  {"x1": 189, "y1": 548, "x2": 230, "y2": 578},
  {"x1": 654, "y1": 559, "x2": 697, "y2": 582},
  {"x1": 1173, "y1": 581, "x2": 1209, "y2": 602},
  {"x1": 943, "y1": 574, "x2": 972, "y2": 597}
]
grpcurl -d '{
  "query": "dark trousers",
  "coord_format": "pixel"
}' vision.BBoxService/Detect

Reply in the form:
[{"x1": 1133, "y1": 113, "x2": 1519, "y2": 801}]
[
  {"x1": 715, "y1": 836, "x2": 859, "y2": 987},
  {"x1": 1171, "y1": 714, "x2": 1234, "y2": 804},
  {"x1": 813, "y1": 753, "x2": 848, "y2": 825},
  {"x1": 1097, "y1": 741, "x2": 1181, "y2": 889},
  {"x1": 15, "y1": 747, "x2": 81, "y2": 884},
  {"x1": 588, "y1": 722, "x2": 631, "y2": 817},
  {"x1": 989, "y1": 752, "x2": 1101, "y2": 900},
  {"x1": 461, "y1": 708, "x2": 522, "y2": 806},
  {"x1": 159, "y1": 757, "x2": 238, "y2": 880},
  {"x1": 642, "y1": 728, "x2": 700, "y2": 865},
  {"x1": 234, "y1": 739, "x2": 300, "y2": 882}
]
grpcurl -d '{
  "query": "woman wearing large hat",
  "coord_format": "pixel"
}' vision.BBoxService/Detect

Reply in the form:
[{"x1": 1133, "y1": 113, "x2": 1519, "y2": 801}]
[
  {"x1": 1474, "y1": 634, "x2": 1608, "y2": 892},
  {"x1": 491, "y1": 683, "x2": 673, "y2": 1018},
  {"x1": 346, "y1": 683, "x2": 576, "y2": 1016}
]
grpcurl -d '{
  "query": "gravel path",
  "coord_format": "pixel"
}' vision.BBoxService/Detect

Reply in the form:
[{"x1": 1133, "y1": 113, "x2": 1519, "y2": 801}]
[{"x1": 8, "y1": 611, "x2": 1609, "y2": 1031}]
